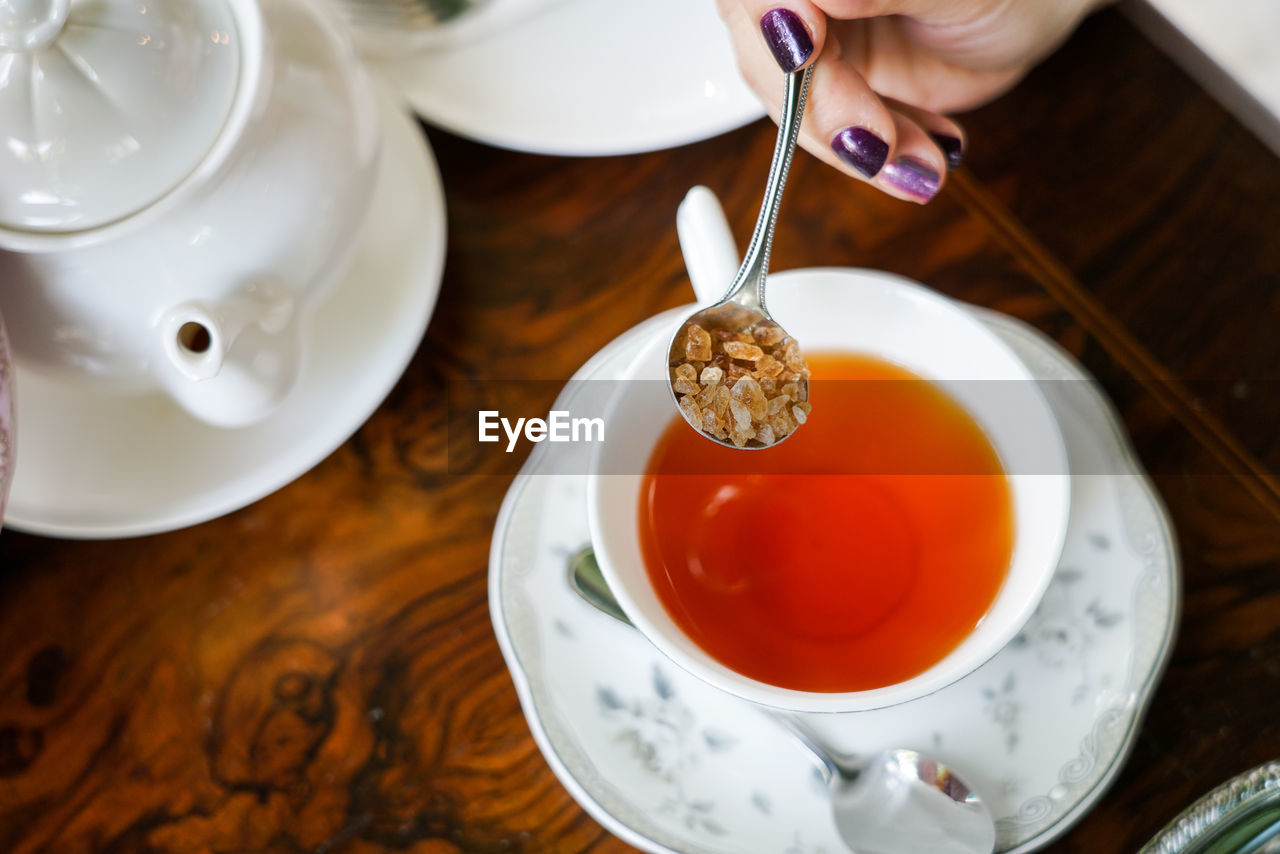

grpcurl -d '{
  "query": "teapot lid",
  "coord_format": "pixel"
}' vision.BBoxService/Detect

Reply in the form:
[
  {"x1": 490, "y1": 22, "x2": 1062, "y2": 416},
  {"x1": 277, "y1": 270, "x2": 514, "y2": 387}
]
[{"x1": 0, "y1": 0, "x2": 242, "y2": 233}]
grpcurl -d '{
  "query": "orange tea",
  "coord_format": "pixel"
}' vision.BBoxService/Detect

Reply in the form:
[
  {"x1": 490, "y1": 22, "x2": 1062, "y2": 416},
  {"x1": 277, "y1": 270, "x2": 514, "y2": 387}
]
[{"x1": 638, "y1": 352, "x2": 1014, "y2": 692}]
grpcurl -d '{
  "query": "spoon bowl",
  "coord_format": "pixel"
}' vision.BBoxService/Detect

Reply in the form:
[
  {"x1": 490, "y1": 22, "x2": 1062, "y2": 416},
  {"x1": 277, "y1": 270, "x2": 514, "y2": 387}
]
[
  {"x1": 777, "y1": 716, "x2": 996, "y2": 854},
  {"x1": 568, "y1": 547, "x2": 996, "y2": 854}
]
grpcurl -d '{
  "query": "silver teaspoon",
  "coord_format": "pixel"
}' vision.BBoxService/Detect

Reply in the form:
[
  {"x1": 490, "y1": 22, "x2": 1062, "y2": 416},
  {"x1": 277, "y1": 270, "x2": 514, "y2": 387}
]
[
  {"x1": 667, "y1": 67, "x2": 813, "y2": 449},
  {"x1": 567, "y1": 547, "x2": 997, "y2": 854}
]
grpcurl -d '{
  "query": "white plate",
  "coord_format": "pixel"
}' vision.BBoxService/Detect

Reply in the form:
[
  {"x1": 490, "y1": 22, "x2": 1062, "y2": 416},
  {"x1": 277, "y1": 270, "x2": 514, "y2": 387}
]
[
  {"x1": 489, "y1": 291, "x2": 1181, "y2": 853},
  {"x1": 3, "y1": 88, "x2": 447, "y2": 539},
  {"x1": 373, "y1": 0, "x2": 766, "y2": 156}
]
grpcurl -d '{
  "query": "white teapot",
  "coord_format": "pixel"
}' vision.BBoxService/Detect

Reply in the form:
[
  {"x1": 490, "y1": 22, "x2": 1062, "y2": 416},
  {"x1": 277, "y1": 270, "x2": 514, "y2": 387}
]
[{"x1": 0, "y1": 0, "x2": 380, "y2": 427}]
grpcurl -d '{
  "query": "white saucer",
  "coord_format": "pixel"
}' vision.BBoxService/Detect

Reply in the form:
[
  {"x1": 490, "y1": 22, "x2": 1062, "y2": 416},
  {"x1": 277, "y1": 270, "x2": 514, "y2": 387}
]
[
  {"x1": 3, "y1": 87, "x2": 447, "y2": 539},
  {"x1": 489, "y1": 290, "x2": 1181, "y2": 853},
  {"x1": 373, "y1": 0, "x2": 766, "y2": 156}
]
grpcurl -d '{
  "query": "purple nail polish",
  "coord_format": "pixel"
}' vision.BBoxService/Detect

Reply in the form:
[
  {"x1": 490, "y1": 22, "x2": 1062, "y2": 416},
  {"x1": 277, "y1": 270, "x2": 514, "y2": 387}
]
[
  {"x1": 881, "y1": 157, "x2": 941, "y2": 203},
  {"x1": 830, "y1": 127, "x2": 889, "y2": 178},
  {"x1": 929, "y1": 133, "x2": 964, "y2": 169},
  {"x1": 760, "y1": 8, "x2": 812, "y2": 73}
]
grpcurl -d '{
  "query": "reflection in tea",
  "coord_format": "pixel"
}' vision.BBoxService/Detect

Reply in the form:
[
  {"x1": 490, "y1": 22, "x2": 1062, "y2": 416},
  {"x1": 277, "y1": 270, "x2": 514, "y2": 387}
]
[{"x1": 639, "y1": 352, "x2": 1013, "y2": 692}]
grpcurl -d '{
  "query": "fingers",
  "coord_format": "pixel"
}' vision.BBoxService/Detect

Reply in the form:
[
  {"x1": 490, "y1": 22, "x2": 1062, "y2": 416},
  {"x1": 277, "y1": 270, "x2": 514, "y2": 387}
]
[
  {"x1": 812, "y1": 84, "x2": 952, "y2": 203},
  {"x1": 723, "y1": 4, "x2": 961, "y2": 203}
]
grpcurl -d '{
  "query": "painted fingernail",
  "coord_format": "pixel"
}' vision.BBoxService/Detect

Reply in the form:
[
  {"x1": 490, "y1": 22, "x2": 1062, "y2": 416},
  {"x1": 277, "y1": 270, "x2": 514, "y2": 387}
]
[
  {"x1": 760, "y1": 8, "x2": 812, "y2": 73},
  {"x1": 881, "y1": 156, "x2": 941, "y2": 203},
  {"x1": 830, "y1": 127, "x2": 890, "y2": 178},
  {"x1": 929, "y1": 133, "x2": 964, "y2": 169}
]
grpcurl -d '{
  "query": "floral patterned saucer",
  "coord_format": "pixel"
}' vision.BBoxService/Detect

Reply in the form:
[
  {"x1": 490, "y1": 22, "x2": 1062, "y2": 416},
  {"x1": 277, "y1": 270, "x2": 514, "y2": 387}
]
[{"x1": 489, "y1": 299, "x2": 1181, "y2": 854}]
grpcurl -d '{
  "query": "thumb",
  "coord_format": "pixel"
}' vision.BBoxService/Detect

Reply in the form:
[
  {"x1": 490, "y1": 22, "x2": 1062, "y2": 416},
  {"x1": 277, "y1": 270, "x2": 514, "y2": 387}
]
[{"x1": 740, "y1": 1, "x2": 829, "y2": 73}]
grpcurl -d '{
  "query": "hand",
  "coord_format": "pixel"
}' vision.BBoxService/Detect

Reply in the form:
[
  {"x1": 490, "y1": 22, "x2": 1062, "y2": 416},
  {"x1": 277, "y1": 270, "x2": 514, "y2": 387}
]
[{"x1": 718, "y1": 0, "x2": 1107, "y2": 202}]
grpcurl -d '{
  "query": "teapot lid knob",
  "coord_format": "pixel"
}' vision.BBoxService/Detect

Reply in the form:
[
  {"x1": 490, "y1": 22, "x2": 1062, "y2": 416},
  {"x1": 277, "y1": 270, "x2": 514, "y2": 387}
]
[{"x1": 0, "y1": 0, "x2": 69, "y2": 51}]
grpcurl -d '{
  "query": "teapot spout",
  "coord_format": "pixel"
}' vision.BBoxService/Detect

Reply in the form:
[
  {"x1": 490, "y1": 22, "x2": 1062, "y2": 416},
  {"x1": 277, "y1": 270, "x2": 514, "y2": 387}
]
[{"x1": 157, "y1": 292, "x2": 301, "y2": 429}]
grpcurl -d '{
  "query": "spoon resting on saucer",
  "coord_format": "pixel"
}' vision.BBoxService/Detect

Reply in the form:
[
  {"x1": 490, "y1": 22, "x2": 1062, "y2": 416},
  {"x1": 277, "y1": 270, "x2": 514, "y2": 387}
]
[
  {"x1": 567, "y1": 547, "x2": 996, "y2": 854},
  {"x1": 667, "y1": 67, "x2": 813, "y2": 450}
]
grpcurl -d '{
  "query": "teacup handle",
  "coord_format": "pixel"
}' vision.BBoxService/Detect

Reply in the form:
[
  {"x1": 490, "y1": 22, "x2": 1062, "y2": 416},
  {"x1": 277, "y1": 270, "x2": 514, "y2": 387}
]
[{"x1": 677, "y1": 186, "x2": 741, "y2": 306}]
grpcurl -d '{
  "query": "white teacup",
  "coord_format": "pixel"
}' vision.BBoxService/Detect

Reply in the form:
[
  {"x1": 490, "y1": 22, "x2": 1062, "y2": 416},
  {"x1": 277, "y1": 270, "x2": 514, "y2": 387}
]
[
  {"x1": 587, "y1": 187, "x2": 1071, "y2": 713},
  {"x1": 0, "y1": 0, "x2": 379, "y2": 428}
]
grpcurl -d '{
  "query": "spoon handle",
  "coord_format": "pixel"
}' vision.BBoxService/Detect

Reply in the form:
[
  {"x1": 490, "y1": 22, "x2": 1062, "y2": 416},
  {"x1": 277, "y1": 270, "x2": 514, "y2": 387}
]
[
  {"x1": 722, "y1": 65, "x2": 814, "y2": 314},
  {"x1": 768, "y1": 711, "x2": 844, "y2": 782}
]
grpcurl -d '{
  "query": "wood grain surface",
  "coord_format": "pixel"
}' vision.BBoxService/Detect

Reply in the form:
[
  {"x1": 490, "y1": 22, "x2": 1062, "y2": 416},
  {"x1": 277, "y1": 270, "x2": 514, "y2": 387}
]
[{"x1": 2, "y1": 8, "x2": 1279, "y2": 853}]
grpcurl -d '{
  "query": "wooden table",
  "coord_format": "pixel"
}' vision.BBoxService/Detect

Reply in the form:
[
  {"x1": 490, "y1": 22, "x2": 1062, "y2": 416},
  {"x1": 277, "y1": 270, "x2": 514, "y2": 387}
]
[{"x1": 2, "y1": 8, "x2": 1278, "y2": 852}]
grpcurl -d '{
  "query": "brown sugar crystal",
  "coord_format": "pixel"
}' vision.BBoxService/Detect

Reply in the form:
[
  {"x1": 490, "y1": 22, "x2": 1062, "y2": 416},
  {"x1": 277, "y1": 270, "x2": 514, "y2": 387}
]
[
  {"x1": 670, "y1": 319, "x2": 811, "y2": 447},
  {"x1": 684, "y1": 324, "x2": 713, "y2": 362}
]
